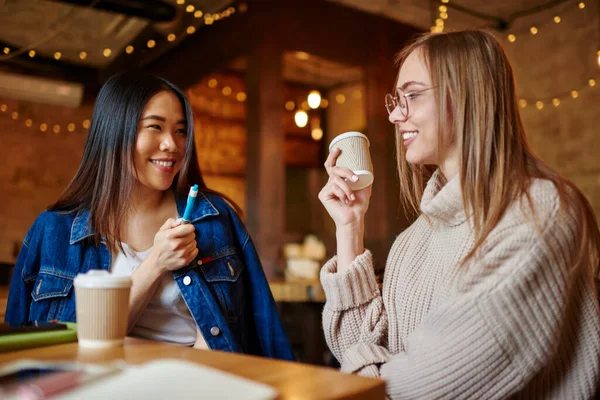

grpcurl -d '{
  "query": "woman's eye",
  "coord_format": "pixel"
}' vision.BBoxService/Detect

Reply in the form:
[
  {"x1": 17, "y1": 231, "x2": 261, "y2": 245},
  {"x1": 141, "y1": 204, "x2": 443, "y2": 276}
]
[
  {"x1": 148, "y1": 124, "x2": 161, "y2": 130},
  {"x1": 406, "y1": 93, "x2": 421, "y2": 100},
  {"x1": 176, "y1": 128, "x2": 187, "y2": 135}
]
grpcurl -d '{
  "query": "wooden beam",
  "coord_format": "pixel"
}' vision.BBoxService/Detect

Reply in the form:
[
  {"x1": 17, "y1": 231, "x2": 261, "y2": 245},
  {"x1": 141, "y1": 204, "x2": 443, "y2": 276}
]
[{"x1": 245, "y1": 25, "x2": 284, "y2": 279}]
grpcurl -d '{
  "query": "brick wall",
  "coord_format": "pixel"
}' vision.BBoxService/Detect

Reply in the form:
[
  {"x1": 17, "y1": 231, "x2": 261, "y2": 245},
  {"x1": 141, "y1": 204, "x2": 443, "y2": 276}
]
[{"x1": 503, "y1": 1, "x2": 600, "y2": 213}]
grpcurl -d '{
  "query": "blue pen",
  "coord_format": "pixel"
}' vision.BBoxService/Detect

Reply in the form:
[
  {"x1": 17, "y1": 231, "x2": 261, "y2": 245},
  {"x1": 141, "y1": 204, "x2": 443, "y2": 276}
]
[{"x1": 180, "y1": 184, "x2": 199, "y2": 224}]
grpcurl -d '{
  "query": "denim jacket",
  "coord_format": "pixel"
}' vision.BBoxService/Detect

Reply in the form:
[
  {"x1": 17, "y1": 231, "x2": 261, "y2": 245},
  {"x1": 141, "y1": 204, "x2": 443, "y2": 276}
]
[{"x1": 5, "y1": 192, "x2": 294, "y2": 360}]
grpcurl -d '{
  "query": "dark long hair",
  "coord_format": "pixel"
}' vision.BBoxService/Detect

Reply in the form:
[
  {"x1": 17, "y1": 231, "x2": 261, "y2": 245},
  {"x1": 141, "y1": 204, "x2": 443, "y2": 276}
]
[{"x1": 49, "y1": 71, "x2": 241, "y2": 252}]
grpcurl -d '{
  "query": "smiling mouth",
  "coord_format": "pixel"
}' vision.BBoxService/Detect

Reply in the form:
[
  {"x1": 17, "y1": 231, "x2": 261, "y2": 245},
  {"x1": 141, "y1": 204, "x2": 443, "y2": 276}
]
[
  {"x1": 150, "y1": 160, "x2": 175, "y2": 167},
  {"x1": 402, "y1": 131, "x2": 418, "y2": 140}
]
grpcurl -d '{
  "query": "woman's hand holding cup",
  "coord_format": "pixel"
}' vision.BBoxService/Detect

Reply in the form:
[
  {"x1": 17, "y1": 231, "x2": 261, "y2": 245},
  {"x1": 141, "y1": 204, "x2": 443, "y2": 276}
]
[{"x1": 319, "y1": 147, "x2": 372, "y2": 229}]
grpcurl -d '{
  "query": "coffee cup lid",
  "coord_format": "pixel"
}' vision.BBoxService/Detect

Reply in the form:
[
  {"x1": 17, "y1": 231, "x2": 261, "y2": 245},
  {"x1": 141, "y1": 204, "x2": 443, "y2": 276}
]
[
  {"x1": 329, "y1": 131, "x2": 370, "y2": 151},
  {"x1": 74, "y1": 270, "x2": 132, "y2": 289}
]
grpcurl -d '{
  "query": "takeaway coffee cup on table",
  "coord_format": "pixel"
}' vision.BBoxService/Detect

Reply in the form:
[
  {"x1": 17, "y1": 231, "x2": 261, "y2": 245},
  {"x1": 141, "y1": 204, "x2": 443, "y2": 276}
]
[
  {"x1": 329, "y1": 131, "x2": 374, "y2": 190},
  {"x1": 74, "y1": 270, "x2": 132, "y2": 348}
]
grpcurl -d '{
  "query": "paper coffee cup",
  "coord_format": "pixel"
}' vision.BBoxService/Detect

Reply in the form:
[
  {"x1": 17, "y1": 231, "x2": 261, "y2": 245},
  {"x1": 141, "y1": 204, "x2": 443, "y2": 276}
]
[
  {"x1": 74, "y1": 270, "x2": 132, "y2": 349},
  {"x1": 329, "y1": 131, "x2": 374, "y2": 190}
]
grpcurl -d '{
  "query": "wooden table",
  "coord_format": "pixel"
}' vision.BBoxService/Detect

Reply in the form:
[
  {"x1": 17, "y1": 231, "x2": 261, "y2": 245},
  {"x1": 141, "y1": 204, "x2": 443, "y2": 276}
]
[{"x1": 0, "y1": 338, "x2": 385, "y2": 399}]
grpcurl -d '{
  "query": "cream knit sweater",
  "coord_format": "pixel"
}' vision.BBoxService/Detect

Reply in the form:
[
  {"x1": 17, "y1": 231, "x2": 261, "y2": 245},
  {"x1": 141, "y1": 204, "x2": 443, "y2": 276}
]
[{"x1": 321, "y1": 171, "x2": 600, "y2": 399}]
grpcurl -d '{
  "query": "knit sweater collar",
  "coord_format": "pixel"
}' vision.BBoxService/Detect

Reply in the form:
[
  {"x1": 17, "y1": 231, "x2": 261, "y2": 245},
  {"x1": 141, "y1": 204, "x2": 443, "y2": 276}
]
[{"x1": 420, "y1": 170, "x2": 467, "y2": 226}]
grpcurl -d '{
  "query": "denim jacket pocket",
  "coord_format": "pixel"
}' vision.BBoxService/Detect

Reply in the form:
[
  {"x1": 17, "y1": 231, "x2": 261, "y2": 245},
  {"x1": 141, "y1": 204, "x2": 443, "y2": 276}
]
[
  {"x1": 198, "y1": 252, "x2": 245, "y2": 322},
  {"x1": 30, "y1": 268, "x2": 75, "y2": 322}
]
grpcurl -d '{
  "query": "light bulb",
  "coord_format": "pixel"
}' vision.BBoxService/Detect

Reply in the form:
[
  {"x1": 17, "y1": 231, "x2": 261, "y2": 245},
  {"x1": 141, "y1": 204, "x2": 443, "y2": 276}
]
[
  {"x1": 311, "y1": 128, "x2": 323, "y2": 141},
  {"x1": 307, "y1": 90, "x2": 321, "y2": 109},
  {"x1": 294, "y1": 110, "x2": 308, "y2": 128}
]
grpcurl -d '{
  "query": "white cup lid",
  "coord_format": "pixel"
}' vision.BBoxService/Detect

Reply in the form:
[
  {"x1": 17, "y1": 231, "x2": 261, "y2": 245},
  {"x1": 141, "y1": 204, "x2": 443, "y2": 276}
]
[
  {"x1": 74, "y1": 270, "x2": 132, "y2": 289},
  {"x1": 329, "y1": 131, "x2": 370, "y2": 151}
]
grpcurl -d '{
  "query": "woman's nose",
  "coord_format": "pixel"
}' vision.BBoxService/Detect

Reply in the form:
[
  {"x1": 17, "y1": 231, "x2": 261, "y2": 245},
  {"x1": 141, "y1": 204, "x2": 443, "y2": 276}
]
[
  {"x1": 159, "y1": 133, "x2": 178, "y2": 152},
  {"x1": 388, "y1": 106, "x2": 407, "y2": 124}
]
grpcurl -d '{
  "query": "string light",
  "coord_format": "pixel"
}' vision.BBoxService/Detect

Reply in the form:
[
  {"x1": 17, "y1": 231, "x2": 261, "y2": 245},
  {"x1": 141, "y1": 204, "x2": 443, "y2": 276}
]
[
  {"x1": 519, "y1": 77, "x2": 597, "y2": 112},
  {"x1": 508, "y1": 34, "x2": 516, "y2": 42},
  {"x1": 431, "y1": 0, "x2": 449, "y2": 33},
  {"x1": 1, "y1": 2, "x2": 240, "y2": 64},
  {"x1": 530, "y1": 26, "x2": 538, "y2": 35},
  {"x1": 221, "y1": 86, "x2": 232, "y2": 96},
  {"x1": 236, "y1": 92, "x2": 246, "y2": 102},
  {"x1": 578, "y1": 2, "x2": 585, "y2": 9},
  {"x1": 285, "y1": 101, "x2": 295, "y2": 111},
  {"x1": 553, "y1": 16, "x2": 561, "y2": 23},
  {"x1": 335, "y1": 94, "x2": 346, "y2": 104},
  {"x1": 0, "y1": 101, "x2": 91, "y2": 133}
]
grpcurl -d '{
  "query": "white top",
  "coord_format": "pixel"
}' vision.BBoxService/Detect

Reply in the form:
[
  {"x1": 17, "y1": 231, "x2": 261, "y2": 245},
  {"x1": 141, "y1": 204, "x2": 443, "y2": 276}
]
[{"x1": 111, "y1": 243, "x2": 207, "y2": 348}]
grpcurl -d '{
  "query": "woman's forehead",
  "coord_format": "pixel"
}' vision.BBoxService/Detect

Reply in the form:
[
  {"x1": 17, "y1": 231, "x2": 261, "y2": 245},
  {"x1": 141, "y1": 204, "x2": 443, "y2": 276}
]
[{"x1": 397, "y1": 49, "x2": 431, "y2": 89}]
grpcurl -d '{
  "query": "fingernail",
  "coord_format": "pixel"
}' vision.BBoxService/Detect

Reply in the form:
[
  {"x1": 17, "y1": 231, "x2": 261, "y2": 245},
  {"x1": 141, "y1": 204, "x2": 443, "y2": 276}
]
[
  {"x1": 352, "y1": 175, "x2": 359, "y2": 182},
  {"x1": 351, "y1": 194, "x2": 356, "y2": 201}
]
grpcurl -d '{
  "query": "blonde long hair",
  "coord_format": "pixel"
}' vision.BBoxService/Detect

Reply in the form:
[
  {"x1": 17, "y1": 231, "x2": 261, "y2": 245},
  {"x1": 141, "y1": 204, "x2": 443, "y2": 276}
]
[{"x1": 394, "y1": 29, "x2": 600, "y2": 276}]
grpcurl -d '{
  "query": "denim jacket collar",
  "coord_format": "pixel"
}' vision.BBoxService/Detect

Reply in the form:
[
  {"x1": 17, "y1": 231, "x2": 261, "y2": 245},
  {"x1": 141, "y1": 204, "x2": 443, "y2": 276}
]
[{"x1": 70, "y1": 191, "x2": 220, "y2": 245}]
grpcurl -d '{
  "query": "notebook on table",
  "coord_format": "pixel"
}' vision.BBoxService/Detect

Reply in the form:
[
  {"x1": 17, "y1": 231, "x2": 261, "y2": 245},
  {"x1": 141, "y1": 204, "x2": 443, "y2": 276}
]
[
  {"x1": 57, "y1": 359, "x2": 278, "y2": 400},
  {"x1": 0, "y1": 322, "x2": 77, "y2": 352}
]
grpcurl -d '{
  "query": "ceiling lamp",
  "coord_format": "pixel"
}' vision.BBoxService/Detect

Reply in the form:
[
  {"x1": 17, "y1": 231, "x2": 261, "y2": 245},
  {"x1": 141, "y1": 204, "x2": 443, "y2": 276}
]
[
  {"x1": 307, "y1": 90, "x2": 321, "y2": 109},
  {"x1": 294, "y1": 110, "x2": 308, "y2": 128}
]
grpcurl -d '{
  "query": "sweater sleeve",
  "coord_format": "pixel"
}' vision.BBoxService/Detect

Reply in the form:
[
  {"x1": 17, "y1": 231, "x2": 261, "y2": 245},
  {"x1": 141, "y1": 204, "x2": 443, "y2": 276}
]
[
  {"x1": 329, "y1": 197, "x2": 592, "y2": 398},
  {"x1": 320, "y1": 250, "x2": 390, "y2": 375}
]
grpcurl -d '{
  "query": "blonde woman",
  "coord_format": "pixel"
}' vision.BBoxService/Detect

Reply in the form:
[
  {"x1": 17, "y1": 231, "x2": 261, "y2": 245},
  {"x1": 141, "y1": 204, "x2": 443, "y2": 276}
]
[{"x1": 319, "y1": 30, "x2": 600, "y2": 398}]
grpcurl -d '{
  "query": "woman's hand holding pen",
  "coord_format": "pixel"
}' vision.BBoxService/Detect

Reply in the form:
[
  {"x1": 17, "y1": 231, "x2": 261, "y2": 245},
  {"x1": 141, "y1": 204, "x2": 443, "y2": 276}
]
[
  {"x1": 148, "y1": 218, "x2": 198, "y2": 274},
  {"x1": 319, "y1": 148, "x2": 372, "y2": 229}
]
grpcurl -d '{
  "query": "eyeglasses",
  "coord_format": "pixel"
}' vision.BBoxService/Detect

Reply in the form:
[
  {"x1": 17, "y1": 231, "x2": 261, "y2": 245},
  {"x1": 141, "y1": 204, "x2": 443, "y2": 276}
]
[{"x1": 384, "y1": 86, "x2": 436, "y2": 117}]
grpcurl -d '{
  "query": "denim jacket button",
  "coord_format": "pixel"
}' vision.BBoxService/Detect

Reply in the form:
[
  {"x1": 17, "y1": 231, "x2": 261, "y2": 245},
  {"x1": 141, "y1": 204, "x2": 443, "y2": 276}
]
[
  {"x1": 183, "y1": 276, "x2": 192, "y2": 286},
  {"x1": 197, "y1": 260, "x2": 203, "y2": 265},
  {"x1": 210, "y1": 326, "x2": 220, "y2": 336}
]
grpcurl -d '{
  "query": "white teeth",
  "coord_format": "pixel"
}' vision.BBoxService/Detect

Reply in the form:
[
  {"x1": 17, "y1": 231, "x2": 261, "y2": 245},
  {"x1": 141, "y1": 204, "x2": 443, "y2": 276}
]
[
  {"x1": 402, "y1": 131, "x2": 418, "y2": 140},
  {"x1": 151, "y1": 160, "x2": 175, "y2": 167}
]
